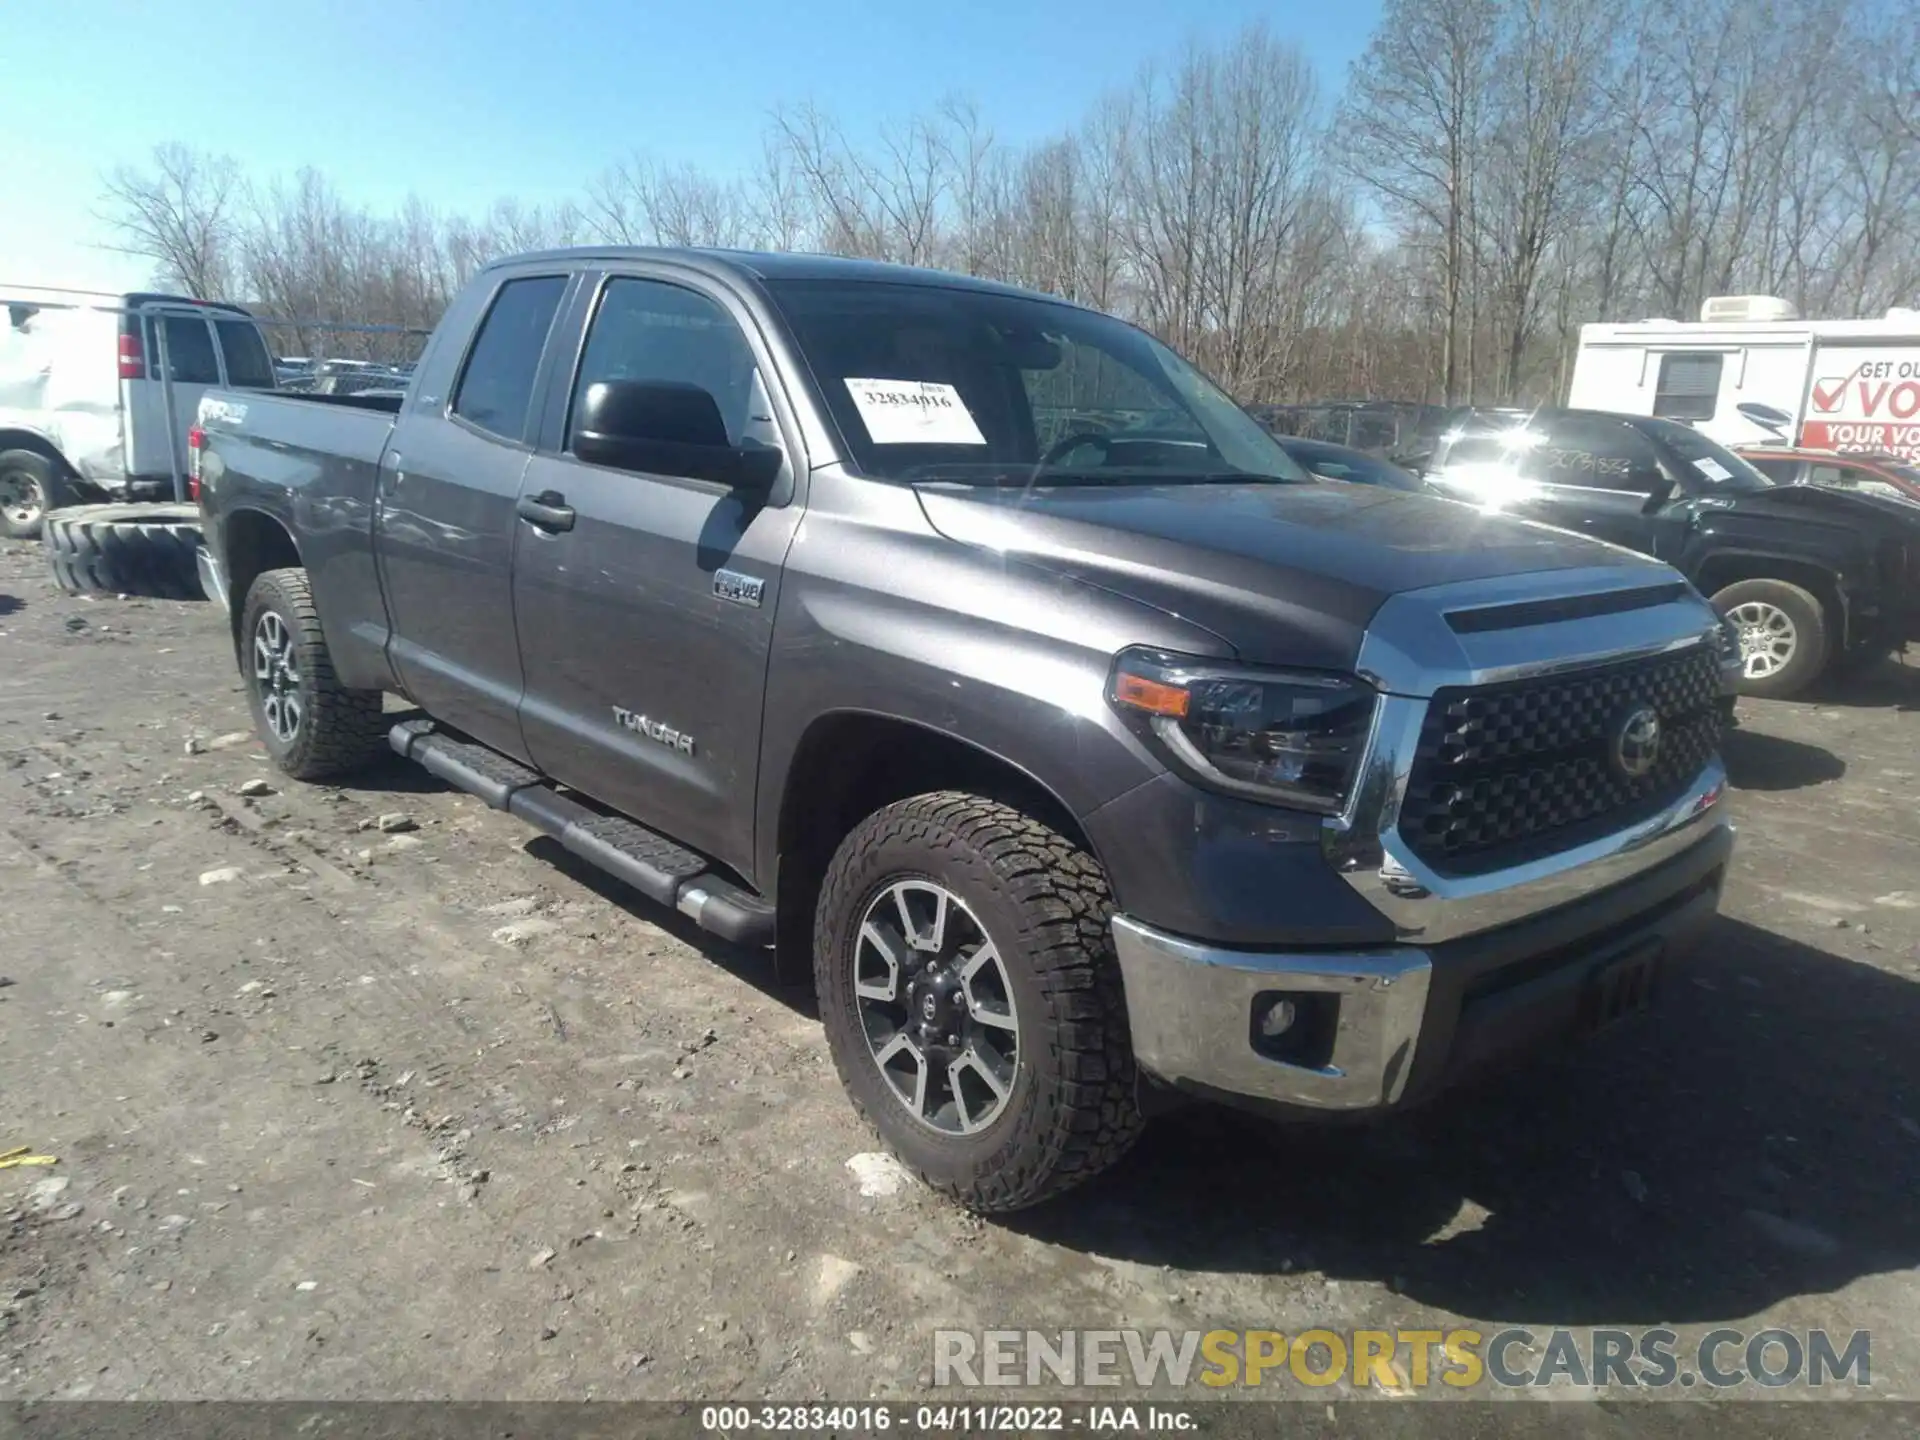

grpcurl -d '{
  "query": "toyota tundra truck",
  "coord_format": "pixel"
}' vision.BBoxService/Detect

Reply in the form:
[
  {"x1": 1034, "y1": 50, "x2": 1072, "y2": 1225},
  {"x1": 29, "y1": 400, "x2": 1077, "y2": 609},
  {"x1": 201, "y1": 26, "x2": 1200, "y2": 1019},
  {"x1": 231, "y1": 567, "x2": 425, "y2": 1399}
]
[{"x1": 192, "y1": 248, "x2": 1739, "y2": 1211}]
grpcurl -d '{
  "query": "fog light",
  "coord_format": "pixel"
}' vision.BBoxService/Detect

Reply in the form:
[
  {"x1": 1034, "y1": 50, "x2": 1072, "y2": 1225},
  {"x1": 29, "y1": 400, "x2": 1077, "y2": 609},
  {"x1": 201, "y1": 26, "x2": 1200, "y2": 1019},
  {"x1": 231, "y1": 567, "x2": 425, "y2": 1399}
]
[
  {"x1": 1258, "y1": 997, "x2": 1298, "y2": 1038},
  {"x1": 1250, "y1": 991, "x2": 1339, "y2": 1068}
]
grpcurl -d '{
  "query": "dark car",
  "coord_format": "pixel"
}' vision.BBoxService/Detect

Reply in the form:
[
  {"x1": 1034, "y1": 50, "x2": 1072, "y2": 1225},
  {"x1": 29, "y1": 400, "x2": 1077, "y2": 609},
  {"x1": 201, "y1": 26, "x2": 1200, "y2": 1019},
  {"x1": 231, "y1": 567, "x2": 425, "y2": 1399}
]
[
  {"x1": 1273, "y1": 435, "x2": 1425, "y2": 493},
  {"x1": 193, "y1": 249, "x2": 1736, "y2": 1211},
  {"x1": 1422, "y1": 408, "x2": 1920, "y2": 697}
]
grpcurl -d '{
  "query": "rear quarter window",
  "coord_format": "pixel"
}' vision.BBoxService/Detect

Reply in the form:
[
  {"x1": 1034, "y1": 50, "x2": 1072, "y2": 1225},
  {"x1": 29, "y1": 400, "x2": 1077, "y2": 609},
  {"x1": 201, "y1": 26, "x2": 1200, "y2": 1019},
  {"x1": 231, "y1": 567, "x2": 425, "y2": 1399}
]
[
  {"x1": 146, "y1": 315, "x2": 220, "y2": 384},
  {"x1": 214, "y1": 319, "x2": 275, "y2": 388}
]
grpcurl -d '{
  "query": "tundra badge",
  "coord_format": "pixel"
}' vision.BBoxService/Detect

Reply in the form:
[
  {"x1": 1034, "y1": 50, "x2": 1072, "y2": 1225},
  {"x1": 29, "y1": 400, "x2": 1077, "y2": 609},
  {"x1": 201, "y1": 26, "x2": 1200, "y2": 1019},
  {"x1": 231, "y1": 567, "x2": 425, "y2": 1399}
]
[
  {"x1": 612, "y1": 707, "x2": 696, "y2": 756},
  {"x1": 713, "y1": 569, "x2": 765, "y2": 607}
]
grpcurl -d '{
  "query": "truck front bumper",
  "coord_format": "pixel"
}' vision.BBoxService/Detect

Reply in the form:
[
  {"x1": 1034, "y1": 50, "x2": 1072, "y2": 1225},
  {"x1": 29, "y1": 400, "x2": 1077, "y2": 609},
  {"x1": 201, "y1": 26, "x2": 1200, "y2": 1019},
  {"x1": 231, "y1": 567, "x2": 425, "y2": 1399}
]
[{"x1": 1111, "y1": 783, "x2": 1732, "y2": 1115}]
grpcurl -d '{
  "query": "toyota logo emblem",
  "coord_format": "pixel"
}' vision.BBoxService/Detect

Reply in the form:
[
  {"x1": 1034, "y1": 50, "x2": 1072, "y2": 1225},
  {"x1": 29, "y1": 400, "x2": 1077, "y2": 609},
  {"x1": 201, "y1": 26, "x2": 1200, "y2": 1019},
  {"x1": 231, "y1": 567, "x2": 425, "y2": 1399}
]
[
  {"x1": 1612, "y1": 705, "x2": 1662, "y2": 779},
  {"x1": 921, "y1": 993, "x2": 939, "y2": 1021}
]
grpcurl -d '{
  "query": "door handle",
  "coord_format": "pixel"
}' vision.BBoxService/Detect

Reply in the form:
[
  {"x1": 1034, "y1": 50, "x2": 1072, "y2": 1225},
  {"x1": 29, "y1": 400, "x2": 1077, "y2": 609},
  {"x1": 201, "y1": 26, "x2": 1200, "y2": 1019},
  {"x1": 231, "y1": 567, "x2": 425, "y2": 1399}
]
[{"x1": 517, "y1": 490, "x2": 575, "y2": 533}]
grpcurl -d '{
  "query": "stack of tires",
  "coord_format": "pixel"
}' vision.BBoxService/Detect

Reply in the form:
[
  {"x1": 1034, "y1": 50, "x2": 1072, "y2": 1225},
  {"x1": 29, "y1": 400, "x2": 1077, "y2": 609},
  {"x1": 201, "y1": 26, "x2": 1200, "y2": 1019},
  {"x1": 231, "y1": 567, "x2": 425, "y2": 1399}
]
[{"x1": 0, "y1": 449, "x2": 204, "y2": 602}]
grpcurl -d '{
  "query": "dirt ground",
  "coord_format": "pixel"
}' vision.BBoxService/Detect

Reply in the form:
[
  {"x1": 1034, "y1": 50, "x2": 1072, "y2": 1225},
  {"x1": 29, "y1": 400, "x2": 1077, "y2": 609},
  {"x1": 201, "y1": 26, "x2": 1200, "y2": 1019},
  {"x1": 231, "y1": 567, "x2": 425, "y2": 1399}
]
[{"x1": 3, "y1": 532, "x2": 1920, "y2": 1420}]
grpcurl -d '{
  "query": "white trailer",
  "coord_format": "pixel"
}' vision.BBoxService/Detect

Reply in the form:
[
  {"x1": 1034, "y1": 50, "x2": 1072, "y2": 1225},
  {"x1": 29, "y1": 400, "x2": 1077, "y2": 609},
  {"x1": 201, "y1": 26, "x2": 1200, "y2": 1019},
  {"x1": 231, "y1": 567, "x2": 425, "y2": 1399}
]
[{"x1": 1567, "y1": 296, "x2": 1920, "y2": 460}]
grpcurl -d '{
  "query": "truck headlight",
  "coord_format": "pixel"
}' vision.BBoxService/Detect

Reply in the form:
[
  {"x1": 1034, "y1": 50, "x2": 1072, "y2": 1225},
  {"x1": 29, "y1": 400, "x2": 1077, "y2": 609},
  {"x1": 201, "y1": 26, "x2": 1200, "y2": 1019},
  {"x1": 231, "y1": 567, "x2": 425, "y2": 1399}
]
[{"x1": 1107, "y1": 648, "x2": 1378, "y2": 813}]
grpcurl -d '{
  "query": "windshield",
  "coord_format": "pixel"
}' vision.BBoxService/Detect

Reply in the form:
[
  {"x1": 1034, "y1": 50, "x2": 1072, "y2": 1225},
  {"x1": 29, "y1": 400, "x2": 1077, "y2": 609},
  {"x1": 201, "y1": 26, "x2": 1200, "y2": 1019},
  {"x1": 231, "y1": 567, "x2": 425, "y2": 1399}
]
[
  {"x1": 764, "y1": 279, "x2": 1310, "y2": 486},
  {"x1": 1635, "y1": 416, "x2": 1772, "y2": 492}
]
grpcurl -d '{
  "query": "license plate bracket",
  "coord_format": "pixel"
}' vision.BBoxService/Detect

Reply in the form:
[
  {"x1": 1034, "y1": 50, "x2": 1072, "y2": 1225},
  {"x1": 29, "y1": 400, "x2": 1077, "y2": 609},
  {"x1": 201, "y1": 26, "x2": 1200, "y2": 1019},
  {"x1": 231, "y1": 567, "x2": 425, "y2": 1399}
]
[{"x1": 1580, "y1": 943, "x2": 1662, "y2": 1032}]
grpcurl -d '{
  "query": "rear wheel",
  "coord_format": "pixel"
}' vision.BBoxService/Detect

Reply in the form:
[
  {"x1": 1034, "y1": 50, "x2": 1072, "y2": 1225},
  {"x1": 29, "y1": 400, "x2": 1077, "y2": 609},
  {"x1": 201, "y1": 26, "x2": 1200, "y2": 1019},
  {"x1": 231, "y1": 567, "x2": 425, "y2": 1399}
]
[
  {"x1": 814, "y1": 792, "x2": 1145, "y2": 1212},
  {"x1": 240, "y1": 567, "x2": 387, "y2": 780},
  {"x1": 1711, "y1": 579, "x2": 1829, "y2": 699},
  {"x1": 0, "y1": 450, "x2": 75, "y2": 541}
]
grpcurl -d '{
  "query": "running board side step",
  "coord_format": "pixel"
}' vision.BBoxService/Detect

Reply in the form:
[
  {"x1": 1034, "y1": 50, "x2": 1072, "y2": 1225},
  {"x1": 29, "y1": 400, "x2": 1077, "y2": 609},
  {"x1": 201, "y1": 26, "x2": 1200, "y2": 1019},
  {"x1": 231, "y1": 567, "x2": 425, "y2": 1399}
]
[{"x1": 389, "y1": 721, "x2": 776, "y2": 947}]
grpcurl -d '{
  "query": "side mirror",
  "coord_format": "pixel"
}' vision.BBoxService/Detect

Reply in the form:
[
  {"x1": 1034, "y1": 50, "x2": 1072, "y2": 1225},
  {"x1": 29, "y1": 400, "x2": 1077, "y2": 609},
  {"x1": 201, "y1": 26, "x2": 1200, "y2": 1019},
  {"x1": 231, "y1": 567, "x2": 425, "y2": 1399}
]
[{"x1": 574, "y1": 379, "x2": 782, "y2": 492}]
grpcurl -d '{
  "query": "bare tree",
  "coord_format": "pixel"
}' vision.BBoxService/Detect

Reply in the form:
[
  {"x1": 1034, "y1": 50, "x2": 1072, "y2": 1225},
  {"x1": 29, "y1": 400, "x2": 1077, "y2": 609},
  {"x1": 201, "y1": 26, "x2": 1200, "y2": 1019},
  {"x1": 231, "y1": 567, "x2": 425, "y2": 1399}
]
[
  {"x1": 589, "y1": 158, "x2": 757, "y2": 247},
  {"x1": 98, "y1": 143, "x2": 243, "y2": 298},
  {"x1": 1479, "y1": 0, "x2": 1616, "y2": 398},
  {"x1": 88, "y1": 0, "x2": 1920, "y2": 405},
  {"x1": 1340, "y1": 0, "x2": 1499, "y2": 402},
  {"x1": 1114, "y1": 26, "x2": 1332, "y2": 397}
]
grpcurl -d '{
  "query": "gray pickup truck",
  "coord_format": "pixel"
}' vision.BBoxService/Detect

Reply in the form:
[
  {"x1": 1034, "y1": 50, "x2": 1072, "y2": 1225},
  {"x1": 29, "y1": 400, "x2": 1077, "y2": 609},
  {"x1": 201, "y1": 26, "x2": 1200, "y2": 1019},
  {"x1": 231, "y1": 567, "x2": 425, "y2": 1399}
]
[{"x1": 194, "y1": 248, "x2": 1738, "y2": 1211}]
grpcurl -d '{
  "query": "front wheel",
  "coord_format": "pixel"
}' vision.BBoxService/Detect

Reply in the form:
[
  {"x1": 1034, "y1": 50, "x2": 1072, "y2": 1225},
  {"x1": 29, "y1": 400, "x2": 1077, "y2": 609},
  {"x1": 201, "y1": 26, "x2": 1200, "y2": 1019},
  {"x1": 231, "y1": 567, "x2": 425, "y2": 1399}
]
[
  {"x1": 0, "y1": 450, "x2": 75, "y2": 541},
  {"x1": 1711, "y1": 578, "x2": 1830, "y2": 700},
  {"x1": 240, "y1": 567, "x2": 388, "y2": 779},
  {"x1": 814, "y1": 792, "x2": 1145, "y2": 1212}
]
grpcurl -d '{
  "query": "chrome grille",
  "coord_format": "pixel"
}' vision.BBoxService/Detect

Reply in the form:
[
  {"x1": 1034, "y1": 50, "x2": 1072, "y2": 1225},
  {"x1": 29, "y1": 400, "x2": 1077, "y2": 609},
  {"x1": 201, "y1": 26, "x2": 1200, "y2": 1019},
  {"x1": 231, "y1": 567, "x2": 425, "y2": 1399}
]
[{"x1": 1400, "y1": 644, "x2": 1724, "y2": 872}]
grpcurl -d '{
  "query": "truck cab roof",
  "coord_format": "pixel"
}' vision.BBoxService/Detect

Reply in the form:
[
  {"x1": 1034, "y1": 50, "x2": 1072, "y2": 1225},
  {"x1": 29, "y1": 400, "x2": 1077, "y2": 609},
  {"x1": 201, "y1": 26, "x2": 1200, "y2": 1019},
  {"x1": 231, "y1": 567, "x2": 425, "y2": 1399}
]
[{"x1": 485, "y1": 246, "x2": 1096, "y2": 308}]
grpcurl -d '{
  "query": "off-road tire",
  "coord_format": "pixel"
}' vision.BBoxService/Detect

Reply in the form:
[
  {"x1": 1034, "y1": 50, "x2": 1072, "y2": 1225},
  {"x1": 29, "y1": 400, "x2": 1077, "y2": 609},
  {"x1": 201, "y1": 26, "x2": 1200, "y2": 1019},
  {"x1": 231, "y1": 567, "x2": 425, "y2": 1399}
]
[
  {"x1": 240, "y1": 567, "x2": 387, "y2": 780},
  {"x1": 1711, "y1": 578, "x2": 1829, "y2": 700},
  {"x1": 1, "y1": 451, "x2": 77, "y2": 542},
  {"x1": 814, "y1": 792, "x2": 1145, "y2": 1212},
  {"x1": 43, "y1": 502, "x2": 201, "y2": 599}
]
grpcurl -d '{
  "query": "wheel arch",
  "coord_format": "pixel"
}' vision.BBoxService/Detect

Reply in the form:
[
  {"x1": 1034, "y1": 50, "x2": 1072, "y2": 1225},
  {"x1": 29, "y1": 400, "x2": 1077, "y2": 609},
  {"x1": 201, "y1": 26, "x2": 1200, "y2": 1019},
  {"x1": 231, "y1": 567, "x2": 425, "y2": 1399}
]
[
  {"x1": 1694, "y1": 554, "x2": 1847, "y2": 640},
  {"x1": 0, "y1": 428, "x2": 78, "y2": 477},
  {"x1": 768, "y1": 710, "x2": 1105, "y2": 983},
  {"x1": 222, "y1": 507, "x2": 304, "y2": 650}
]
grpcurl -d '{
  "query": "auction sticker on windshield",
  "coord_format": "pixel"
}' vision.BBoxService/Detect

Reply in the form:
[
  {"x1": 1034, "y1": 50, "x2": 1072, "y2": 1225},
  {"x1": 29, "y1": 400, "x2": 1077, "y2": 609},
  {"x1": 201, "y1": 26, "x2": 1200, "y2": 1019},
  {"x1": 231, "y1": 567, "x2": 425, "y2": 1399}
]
[{"x1": 845, "y1": 378, "x2": 987, "y2": 446}]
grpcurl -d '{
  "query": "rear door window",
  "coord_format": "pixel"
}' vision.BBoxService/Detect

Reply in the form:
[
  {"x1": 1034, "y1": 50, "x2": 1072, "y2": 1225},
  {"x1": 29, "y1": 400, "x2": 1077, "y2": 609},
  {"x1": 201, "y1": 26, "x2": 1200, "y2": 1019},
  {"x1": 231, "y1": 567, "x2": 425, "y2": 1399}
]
[
  {"x1": 1745, "y1": 457, "x2": 1800, "y2": 485},
  {"x1": 146, "y1": 315, "x2": 220, "y2": 384},
  {"x1": 213, "y1": 318, "x2": 275, "y2": 388},
  {"x1": 451, "y1": 275, "x2": 568, "y2": 442}
]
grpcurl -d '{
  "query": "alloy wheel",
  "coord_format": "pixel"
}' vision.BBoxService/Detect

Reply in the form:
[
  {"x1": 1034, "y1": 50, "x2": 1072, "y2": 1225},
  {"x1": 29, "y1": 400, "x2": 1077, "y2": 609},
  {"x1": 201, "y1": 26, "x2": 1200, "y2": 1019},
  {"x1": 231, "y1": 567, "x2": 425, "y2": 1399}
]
[
  {"x1": 1726, "y1": 600, "x2": 1797, "y2": 680},
  {"x1": 252, "y1": 611, "x2": 303, "y2": 743},
  {"x1": 854, "y1": 879, "x2": 1020, "y2": 1136}
]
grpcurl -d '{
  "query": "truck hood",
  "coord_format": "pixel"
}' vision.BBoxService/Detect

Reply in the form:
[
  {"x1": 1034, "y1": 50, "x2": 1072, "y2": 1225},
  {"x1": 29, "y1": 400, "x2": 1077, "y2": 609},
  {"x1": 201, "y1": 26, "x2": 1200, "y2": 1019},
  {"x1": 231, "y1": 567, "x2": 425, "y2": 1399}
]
[
  {"x1": 913, "y1": 480, "x2": 1657, "y2": 669},
  {"x1": 1730, "y1": 483, "x2": 1920, "y2": 530}
]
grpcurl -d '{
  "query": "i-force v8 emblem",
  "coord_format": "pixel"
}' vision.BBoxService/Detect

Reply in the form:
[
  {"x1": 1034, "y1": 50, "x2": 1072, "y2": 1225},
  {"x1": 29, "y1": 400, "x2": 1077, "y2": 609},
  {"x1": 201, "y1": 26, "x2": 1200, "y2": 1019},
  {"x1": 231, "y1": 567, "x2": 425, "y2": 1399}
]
[{"x1": 713, "y1": 569, "x2": 765, "y2": 607}]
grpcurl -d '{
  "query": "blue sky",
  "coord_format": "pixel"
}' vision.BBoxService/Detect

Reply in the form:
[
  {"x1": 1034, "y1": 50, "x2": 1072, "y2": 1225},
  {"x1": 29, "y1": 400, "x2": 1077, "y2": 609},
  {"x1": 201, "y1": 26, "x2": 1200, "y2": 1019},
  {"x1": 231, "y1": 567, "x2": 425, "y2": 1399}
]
[{"x1": 0, "y1": 0, "x2": 1381, "y2": 293}]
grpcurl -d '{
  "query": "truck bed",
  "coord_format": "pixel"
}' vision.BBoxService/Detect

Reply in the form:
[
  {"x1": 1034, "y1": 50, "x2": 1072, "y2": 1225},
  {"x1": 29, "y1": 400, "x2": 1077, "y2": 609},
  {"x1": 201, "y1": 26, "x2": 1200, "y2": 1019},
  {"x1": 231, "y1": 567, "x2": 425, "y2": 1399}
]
[
  {"x1": 196, "y1": 387, "x2": 401, "y2": 669},
  {"x1": 199, "y1": 387, "x2": 399, "y2": 475}
]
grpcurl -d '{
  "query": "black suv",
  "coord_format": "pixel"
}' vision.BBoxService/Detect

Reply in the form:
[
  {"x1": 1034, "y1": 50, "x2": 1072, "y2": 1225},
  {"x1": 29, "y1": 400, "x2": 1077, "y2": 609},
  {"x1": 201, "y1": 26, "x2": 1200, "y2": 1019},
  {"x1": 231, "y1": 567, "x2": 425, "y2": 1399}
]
[{"x1": 1422, "y1": 408, "x2": 1920, "y2": 697}]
